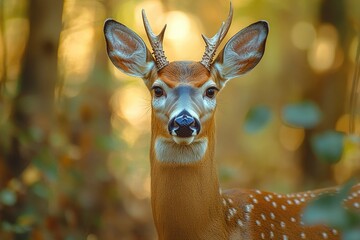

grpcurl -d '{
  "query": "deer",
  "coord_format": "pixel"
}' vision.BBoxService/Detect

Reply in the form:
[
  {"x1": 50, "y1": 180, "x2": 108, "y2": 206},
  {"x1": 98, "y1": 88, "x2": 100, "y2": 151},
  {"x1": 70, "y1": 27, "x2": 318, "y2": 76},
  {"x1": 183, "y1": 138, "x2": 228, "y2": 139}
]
[{"x1": 104, "y1": 3, "x2": 360, "y2": 240}]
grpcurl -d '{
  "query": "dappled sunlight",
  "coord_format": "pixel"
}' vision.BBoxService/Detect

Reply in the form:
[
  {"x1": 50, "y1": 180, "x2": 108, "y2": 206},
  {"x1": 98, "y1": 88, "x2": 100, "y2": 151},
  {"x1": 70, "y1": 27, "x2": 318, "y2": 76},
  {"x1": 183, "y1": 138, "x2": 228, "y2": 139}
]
[
  {"x1": 230, "y1": 120, "x2": 303, "y2": 191},
  {"x1": 279, "y1": 124, "x2": 305, "y2": 151},
  {"x1": 233, "y1": 0, "x2": 254, "y2": 8},
  {"x1": 58, "y1": 0, "x2": 100, "y2": 97},
  {"x1": 111, "y1": 84, "x2": 150, "y2": 150},
  {"x1": 110, "y1": 99, "x2": 151, "y2": 206},
  {"x1": 166, "y1": 11, "x2": 192, "y2": 40},
  {"x1": 126, "y1": 174, "x2": 151, "y2": 200},
  {"x1": 334, "y1": 135, "x2": 360, "y2": 183},
  {"x1": 134, "y1": 0, "x2": 203, "y2": 61},
  {"x1": 291, "y1": 21, "x2": 316, "y2": 50},
  {"x1": 165, "y1": 11, "x2": 203, "y2": 60},
  {"x1": 112, "y1": 85, "x2": 151, "y2": 128},
  {"x1": 1, "y1": 18, "x2": 29, "y2": 94},
  {"x1": 349, "y1": 36, "x2": 359, "y2": 64},
  {"x1": 109, "y1": 63, "x2": 134, "y2": 82},
  {"x1": 134, "y1": 0, "x2": 165, "y2": 32},
  {"x1": 107, "y1": 149, "x2": 151, "y2": 200},
  {"x1": 335, "y1": 115, "x2": 360, "y2": 183},
  {"x1": 2, "y1": 0, "x2": 360, "y2": 238},
  {"x1": 336, "y1": 114, "x2": 351, "y2": 133},
  {"x1": 336, "y1": 114, "x2": 360, "y2": 135},
  {"x1": 336, "y1": 114, "x2": 357, "y2": 133},
  {"x1": 308, "y1": 24, "x2": 340, "y2": 73},
  {"x1": 21, "y1": 165, "x2": 41, "y2": 186}
]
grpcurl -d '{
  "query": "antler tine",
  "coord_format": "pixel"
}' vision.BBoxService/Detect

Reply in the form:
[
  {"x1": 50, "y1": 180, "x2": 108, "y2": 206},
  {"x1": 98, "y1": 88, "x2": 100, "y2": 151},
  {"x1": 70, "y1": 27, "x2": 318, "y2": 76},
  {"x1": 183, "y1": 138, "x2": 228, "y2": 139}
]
[
  {"x1": 142, "y1": 9, "x2": 169, "y2": 71},
  {"x1": 200, "y1": 2, "x2": 233, "y2": 70}
]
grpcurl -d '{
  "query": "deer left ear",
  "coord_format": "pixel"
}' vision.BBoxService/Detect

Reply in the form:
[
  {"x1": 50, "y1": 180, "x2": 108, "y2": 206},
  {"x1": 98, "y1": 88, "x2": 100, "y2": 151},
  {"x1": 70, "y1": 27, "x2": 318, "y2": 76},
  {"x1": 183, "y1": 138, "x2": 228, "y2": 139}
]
[
  {"x1": 104, "y1": 19, "x2": 156, "y2": 79},
  {"x1": 212, "y1": 21, "x2": 269, "y2": 85}
]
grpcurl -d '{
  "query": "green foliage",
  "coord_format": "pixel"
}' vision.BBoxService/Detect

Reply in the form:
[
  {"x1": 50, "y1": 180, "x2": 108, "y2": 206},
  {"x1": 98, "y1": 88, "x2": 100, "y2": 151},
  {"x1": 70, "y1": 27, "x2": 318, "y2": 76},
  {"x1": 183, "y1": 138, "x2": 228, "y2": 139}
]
[
  {"x1": 311, "y1": 131, "x2": 345, "y2": 164},
  {"x1": 30, "y1": 182, "x2": 51, "y2": 199},
  {"x1": 32, "y1": 150, "x2": 59, "y2": 181},
  {"x1": 243, "y1": 105, "x2": 272, "y2": 133},
  {"x1": 220, "y1": 165, "x2": 238, "y2": 182},
  {"x1": 0, "y1": 189, "x2": 17, "y2": 206},
  {"x1": 1, "y1": 221, "x2": 30, "y2": 234},
  {"x1": 343, "y1": 229, "x2": 360, "y2": 240},
  {"x1": 303, "y1": 181, "x2": 360, "y2": 240},
  {"x1": 282, "y1": 101, "x2": 322, "y2": 128}
]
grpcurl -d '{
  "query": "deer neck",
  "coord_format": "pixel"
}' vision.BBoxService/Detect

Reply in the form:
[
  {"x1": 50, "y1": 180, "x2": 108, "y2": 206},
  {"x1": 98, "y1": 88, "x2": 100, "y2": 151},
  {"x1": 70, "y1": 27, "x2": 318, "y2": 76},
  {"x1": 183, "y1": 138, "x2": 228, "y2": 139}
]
[{"x1": 149, "y1": 120, "x2": 228, "y2": 239}]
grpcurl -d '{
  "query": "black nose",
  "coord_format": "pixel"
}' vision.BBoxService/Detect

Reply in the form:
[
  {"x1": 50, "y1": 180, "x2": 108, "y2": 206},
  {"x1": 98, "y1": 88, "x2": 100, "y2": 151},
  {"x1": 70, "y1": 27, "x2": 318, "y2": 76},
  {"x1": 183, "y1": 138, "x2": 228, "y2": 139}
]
[{"x1": 168, "y1": 110, "x2": 201, "y2": 138}]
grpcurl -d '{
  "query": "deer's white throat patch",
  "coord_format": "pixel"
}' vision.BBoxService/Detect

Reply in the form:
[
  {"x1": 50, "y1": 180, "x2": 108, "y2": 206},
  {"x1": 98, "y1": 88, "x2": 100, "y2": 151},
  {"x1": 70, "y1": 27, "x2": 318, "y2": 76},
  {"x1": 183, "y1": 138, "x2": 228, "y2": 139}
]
[{"x1": 154, "y1": 137, "x2": 208, "y2": 164}]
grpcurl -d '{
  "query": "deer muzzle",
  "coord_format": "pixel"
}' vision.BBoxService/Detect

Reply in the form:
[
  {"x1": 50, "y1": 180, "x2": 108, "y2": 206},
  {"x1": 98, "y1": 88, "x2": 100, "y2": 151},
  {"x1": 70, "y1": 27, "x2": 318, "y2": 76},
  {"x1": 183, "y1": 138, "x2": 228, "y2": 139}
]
[{"x1": 168, "y1": 110, "x2": 201, "y2": 139}]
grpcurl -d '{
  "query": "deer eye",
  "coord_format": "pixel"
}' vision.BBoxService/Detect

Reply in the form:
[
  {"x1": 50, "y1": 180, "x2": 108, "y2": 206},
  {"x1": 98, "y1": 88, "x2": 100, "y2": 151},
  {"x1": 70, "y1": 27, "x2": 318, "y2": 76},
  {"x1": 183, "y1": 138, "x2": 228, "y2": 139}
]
[
  {"x1": 205, "y1": 87, "x2": 218, "y2": 99},
  {"x1": 152, "y1": 86, "x2": 165, "y2": 98}
]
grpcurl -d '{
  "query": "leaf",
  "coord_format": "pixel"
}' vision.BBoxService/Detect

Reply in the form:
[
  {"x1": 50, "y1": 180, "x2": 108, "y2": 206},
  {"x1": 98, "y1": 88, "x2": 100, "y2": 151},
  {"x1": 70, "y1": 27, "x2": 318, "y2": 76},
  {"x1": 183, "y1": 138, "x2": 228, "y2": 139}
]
[
  {"x1": 0, "y1": 189, "x2": 17, "y2": 206},
  {"x1": 31, "y1": 182, "x2": 51, "y2": 199},
  {"x1": 343, "y1": 229, "x2": 360, "y2": 240},
  {"x1": 1, "y1": 221, "x2": 30, "y2": 234},
  {"x1": 303, "y1": 192, "x2": 348, "y2": 227},
  {"x1": 303, "y1": 181, "x2": 359, "y2": 229},
  {"x1": 243, "y1": 105, "x2": 272, "y2": 133},
  {"x1": 282, "y1": 101, "x2": 322, "y2": 128},
  {"x1": 33, "y1": 150, "x2": 58, "y2": 181},
  {"x1": 311, "y1": 130, "x2": 344, "y2": 164}
]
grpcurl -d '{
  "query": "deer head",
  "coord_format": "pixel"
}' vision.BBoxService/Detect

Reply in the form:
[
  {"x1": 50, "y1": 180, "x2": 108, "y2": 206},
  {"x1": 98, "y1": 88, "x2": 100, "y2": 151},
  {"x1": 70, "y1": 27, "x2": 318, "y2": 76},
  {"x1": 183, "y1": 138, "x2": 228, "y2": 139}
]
[{"x1": 104, "y1": 3, "x2": 268, "y2": 153}]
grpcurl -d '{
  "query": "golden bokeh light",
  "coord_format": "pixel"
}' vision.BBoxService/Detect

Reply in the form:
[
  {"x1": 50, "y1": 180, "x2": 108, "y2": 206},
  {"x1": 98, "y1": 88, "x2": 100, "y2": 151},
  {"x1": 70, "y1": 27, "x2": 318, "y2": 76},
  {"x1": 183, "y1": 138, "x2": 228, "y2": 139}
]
[
  {"x1": 336, "y1": 114, "x2": 350, "y2": 133},
  {"x1": 125, "y1": 169, "x2": 151, "y2": 200},
  {"x1": 334, "y1": 135, "x2": 360, "y2": 183},
  {"x1": 2, "y1": 18, "x2": 29, "y2": 94},
  {"x1": 165, "y1": 11, "x2": 203, "y2": 60},
  {"x1": 165, "y1": 11, "x2": 192, "y2": 41},
  {"x1": 112, "y1": 85, "x2": 150, "y2": 128},
  {"x1": 291, "y1": 21, "x2": 316, "y2": 50},
  {"x1": 134, "y1": 0, "x2": 165, "y2": 33},
  {"x1": 279, "y1": 124, "x2": 305, "y2": 151},
  {"x1": 349, "y1": 36, "x2": 359, "y2": 64},
  {"x1": 133, "y1": 0, "x2": 203, "y2": 61},
  {"x1": 121, "y1": 127, "x2": 143, "y2": 147},
  {"x1": 308, "y1": 24, "x2": 339, "y2": 72},
  {"x1": 22, "y1": 165, "x2": 41, "y2": 185},
  {"x1": 336, "y1": 114, "x2": 360, "y2": 135},
  {"x1": 58, "y1": 0, "x2": 101, "y2": 97},
  {"x1": 233, "y1": 0, "x2": 254, "y2": 8}
]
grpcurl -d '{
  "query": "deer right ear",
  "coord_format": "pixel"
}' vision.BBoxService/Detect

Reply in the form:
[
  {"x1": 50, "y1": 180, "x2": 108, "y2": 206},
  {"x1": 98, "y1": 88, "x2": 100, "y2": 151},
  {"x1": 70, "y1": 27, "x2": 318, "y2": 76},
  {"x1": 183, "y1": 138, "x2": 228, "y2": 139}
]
[
  {"x1": 104, "y1": 19, "x2": 156, "y2": 79},
  {"x1": 212, "y1": 21, "x2": 269, "y2": 86}
]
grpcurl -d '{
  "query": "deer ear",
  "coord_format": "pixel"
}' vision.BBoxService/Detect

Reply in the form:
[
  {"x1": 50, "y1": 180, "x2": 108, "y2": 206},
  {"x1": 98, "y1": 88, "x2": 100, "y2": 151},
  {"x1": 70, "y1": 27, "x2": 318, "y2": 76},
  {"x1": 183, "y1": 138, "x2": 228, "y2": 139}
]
[
  {"x1": 104, "y1": 19, "x2": 156, "y2": 78},
  {"x1": 212, "y1": 21, "x2": 268, "y2": 85}
]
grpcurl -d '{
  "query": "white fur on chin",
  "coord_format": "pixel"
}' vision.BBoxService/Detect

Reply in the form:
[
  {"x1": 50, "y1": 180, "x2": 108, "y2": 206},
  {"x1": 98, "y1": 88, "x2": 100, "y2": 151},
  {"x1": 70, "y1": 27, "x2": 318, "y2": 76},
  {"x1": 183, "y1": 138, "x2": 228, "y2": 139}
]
[{"x1": 154, "y1": 137, "x2": 208, "y2": 164}]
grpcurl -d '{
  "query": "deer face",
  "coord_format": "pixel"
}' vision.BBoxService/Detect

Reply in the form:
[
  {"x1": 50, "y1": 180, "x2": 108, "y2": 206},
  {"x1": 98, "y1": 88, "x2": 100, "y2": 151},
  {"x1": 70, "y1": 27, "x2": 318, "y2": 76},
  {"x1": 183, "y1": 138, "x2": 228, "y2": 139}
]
[
  {"x1": 104, "y1": 4, "x2": 268, "y2": 148},
  {"x1": 150, "y1": 61, "x2": 217, "y2": 145}
]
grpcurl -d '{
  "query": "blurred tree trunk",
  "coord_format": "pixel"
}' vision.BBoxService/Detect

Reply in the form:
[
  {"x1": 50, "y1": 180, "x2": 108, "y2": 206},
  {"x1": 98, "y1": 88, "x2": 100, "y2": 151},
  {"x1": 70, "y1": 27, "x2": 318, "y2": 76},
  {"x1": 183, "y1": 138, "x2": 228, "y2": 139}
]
[
  {"x1": 82, "y1": 2, "x2": 155, "y2": 238},
  {"x1": 0, "y1": 1, "x2": 63, "y2": 239},
  {"x1": 301, "y1": 0, "x2": 349, "y2": 187},
  {"x1": 3, "y1": 0, "x2": 63, "y2": 185}
]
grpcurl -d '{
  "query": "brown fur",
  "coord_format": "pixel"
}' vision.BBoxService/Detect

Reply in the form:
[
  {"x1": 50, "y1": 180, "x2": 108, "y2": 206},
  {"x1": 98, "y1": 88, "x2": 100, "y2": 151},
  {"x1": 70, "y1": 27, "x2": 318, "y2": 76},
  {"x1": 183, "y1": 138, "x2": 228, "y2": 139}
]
[
  {"x1": 150, "y1": 94, "x2": 230, "y2": 239},
  {"x1": 158, "y1": 62, "x2": 211, "y2": 88}
]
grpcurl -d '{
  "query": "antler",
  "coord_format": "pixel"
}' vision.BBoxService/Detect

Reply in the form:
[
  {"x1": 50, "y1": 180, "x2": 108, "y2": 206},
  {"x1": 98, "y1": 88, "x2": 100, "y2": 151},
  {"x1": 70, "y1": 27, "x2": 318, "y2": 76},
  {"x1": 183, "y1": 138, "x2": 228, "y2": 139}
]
[
  {"x1": 142, "y1": 10, "x2": 169, "y2": 71},
  {"x1": 200, "y1": 2, "x2": 233, "y2": 70}
]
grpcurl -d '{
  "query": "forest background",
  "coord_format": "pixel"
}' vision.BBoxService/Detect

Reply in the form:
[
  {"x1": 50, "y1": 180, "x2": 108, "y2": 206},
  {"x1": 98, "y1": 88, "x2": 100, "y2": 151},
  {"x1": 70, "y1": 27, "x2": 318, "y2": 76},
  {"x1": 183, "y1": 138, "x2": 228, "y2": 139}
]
[{"x1": 0, "y1": 0, "x2": 360, "y2": 239}]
